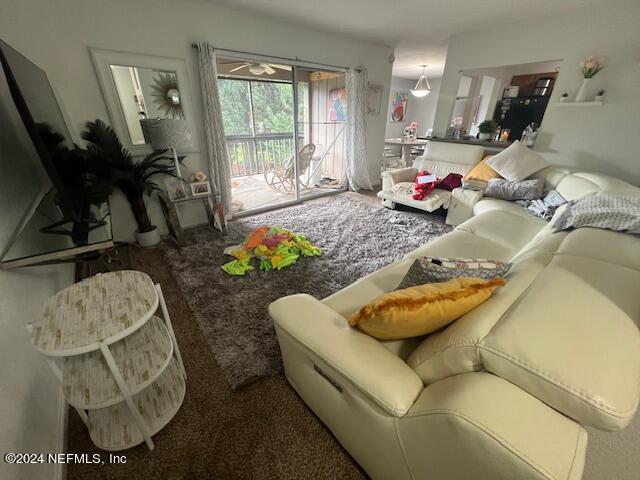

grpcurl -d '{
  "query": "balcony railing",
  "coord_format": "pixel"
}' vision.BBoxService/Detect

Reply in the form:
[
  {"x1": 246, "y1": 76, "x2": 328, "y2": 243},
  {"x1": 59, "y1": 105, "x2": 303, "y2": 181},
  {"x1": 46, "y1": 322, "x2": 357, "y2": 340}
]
[{"x1": 226, "y1": 133, "x2": 304, "y2": 178}]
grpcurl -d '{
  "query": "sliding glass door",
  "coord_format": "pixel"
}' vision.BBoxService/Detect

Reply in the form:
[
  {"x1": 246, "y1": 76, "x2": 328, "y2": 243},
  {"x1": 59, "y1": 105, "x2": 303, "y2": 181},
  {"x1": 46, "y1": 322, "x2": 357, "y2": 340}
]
[
  {"x1": 294, "y1": 67, "x2": 347, "y2": 200},
  {"x1": 217, "y1": 55, "x2": 346, "y2": 216}
]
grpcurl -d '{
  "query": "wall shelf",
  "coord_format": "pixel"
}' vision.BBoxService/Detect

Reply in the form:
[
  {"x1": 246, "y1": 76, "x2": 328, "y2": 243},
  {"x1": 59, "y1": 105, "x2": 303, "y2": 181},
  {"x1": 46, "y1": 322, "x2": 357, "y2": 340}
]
[{"x1": 555, "y1": 101, "x2": 603, "y2": 107}]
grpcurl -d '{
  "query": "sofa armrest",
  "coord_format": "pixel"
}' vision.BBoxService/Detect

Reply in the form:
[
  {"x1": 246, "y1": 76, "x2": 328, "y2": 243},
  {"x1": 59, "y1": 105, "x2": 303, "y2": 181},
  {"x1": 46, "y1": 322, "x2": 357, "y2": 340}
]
[
  {"x1": 381, "y1": 167, "x2": 418, "y2": 190},
  {"x1": 269, "y1": 293, "x2": 423, "y2": 416},
  {"x1": 399, "y1": 372, "x2": 587, "y2": 480}
]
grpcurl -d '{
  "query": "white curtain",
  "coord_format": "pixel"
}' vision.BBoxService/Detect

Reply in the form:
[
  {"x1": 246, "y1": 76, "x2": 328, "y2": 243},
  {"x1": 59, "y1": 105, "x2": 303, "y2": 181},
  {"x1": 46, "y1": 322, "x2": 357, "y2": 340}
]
[
  {"x1": 195, "y1": 42, "x2": 233, "y2": 219},
  {"x1": 345, "y1": 68, "x2": 373, "y2": 191}
]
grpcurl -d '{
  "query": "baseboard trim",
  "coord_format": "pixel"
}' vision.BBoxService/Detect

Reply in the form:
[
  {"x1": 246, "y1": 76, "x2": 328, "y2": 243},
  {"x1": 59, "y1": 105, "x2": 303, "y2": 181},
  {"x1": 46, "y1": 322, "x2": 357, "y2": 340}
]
[
  {"x1": 54, "y1": 265, "x2": 75, "y2": 480},
  {"x1": 53, "y1": 385, "x2": 68, "y2": 480}
]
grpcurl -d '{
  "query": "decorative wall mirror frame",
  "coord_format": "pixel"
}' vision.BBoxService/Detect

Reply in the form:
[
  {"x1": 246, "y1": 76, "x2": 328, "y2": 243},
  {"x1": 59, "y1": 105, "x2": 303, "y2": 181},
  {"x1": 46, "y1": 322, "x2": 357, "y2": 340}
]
[{"x1": 90, "y1": 48, "x2": 200, "y2": 156}]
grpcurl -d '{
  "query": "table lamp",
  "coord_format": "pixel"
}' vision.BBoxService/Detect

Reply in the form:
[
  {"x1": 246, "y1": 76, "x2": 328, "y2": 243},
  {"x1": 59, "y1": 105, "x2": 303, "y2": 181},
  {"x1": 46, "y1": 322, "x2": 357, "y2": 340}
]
[{"x1": 140, "y1": 119, "x2": 192, "y2": 178}]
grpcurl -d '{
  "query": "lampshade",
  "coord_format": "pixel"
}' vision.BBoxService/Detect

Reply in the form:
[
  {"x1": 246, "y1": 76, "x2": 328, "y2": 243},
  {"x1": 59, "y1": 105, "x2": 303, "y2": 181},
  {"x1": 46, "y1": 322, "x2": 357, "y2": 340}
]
[
  {"x1": 139, "y1": 119, "x2": 192, "y2": 152},
  {"x1": 410, "y1": 66, "x2": 431, "y2": 98}
]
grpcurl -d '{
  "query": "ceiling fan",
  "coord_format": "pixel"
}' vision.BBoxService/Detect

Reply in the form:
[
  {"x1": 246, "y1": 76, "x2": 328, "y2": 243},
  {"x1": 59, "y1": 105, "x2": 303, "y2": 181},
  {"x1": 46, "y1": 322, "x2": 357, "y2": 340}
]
[{"x1": 221, "y1": 61, "x2": 291, "y2": 76}]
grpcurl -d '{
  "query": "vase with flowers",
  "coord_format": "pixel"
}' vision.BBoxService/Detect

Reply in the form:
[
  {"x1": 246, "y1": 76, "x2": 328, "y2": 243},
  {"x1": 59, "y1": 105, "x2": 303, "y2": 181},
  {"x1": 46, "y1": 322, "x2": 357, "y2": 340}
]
[{"x1": 575, "y1": 55, "x2": 605, "y2": 102}]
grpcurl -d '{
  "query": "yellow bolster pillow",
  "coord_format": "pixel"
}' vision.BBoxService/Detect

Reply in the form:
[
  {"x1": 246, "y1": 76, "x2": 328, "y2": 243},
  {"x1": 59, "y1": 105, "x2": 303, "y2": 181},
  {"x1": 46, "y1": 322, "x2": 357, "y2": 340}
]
[
  {"x1": 349, "y1": 277, "x2": 506, "y2": 340},
  {"x1": 464, "y1": 156, "x2": 502, "y2": 182}
]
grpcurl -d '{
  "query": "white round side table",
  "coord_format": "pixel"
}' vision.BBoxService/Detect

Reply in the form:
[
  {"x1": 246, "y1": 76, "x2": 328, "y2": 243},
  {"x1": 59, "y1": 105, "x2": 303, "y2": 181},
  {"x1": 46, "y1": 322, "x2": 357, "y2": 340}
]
[{"x1": 27, "y1": 270, "x2": 187, "y2": 451}]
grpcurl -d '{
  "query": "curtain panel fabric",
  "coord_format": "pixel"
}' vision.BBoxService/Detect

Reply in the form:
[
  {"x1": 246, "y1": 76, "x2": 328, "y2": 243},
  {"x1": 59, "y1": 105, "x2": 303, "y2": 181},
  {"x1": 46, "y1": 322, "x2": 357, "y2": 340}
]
[
  {"x1": 345, "y1": 68, "x2": 373, "y2": 191},
  {"x1": 195, "y1": 42, "x2": 233, "y2": 219}
]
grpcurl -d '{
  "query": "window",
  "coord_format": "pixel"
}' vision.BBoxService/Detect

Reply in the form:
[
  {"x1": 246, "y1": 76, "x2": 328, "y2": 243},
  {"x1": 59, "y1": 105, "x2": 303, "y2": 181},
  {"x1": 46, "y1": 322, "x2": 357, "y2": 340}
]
[
  {"x1": 218, "y1": 78, "x2": 296, "y2": 136},
  {"x1": 250, "y1": 82, "x2": 293, "y2": 135},
  {"x1": 218, "y1": 79, "x2": 252, "y2": 136}
]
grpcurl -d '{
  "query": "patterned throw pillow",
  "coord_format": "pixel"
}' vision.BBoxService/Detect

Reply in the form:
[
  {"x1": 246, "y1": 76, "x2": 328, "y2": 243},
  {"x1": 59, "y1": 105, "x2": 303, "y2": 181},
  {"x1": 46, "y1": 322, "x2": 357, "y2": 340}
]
[
  {"x1": 397, "y1": 256, "x2": 512, "y2": 289},
  {"x1": 550, "y1": 193, "x2": 640, "y2": 234},
  {"x1": 484, "y1": 178, "x2": 545, "y2": 201}
]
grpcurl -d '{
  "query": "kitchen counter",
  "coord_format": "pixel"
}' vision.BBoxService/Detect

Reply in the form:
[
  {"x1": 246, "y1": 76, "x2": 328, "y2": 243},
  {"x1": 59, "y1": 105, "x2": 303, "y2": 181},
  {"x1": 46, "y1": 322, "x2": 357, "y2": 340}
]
[{"x1": 418, "y1": 136, "x2": 512, "y2": 154}]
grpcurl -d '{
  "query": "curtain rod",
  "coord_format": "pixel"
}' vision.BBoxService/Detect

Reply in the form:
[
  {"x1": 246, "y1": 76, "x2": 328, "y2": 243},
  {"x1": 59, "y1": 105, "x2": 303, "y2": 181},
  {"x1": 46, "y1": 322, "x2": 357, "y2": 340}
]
[{"x1": 190, "y1": 43, "x2": 360, "y2": 73}]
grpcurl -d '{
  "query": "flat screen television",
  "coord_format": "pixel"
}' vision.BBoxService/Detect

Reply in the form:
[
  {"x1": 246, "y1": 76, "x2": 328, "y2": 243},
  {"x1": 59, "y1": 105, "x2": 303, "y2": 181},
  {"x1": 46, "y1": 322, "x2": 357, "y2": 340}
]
[{"x1": 0, "y1": 38, "x2": 90, "y2": 234}]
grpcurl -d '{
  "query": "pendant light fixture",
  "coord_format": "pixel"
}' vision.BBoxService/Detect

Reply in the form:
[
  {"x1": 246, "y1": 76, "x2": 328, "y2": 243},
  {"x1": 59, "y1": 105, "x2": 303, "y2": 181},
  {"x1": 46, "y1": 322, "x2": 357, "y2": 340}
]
[{"x1": 410, "y1": 65, "x2": 431, "y2": 98}]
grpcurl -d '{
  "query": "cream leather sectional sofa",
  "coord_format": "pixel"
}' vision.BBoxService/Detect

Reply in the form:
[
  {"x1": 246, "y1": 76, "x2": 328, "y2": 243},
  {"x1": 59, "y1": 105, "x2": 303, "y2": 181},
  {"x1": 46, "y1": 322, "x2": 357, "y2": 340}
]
[
  {"x1": 377, "y1": 141, "x2": 484, "y2": 212},
  {"x1": 269, "y1": 165, "x2": 640, "y2": 479}
]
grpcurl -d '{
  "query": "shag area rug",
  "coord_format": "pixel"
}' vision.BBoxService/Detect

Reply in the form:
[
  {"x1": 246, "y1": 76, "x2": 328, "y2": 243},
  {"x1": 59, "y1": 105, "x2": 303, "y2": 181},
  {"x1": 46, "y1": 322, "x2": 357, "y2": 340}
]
[{"x1": 162, "y1": 192, "x2": 452, "y2": 388}]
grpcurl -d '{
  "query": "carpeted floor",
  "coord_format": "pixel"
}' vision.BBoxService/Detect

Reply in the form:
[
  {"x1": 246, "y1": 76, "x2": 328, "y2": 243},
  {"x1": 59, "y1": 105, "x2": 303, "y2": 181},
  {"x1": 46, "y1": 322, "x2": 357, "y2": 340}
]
[
  {"x1": 66, "y1": 192, "x2": 451, "y2": 480},
  {"x1": 162, "y1": 192, "x2": 452, "y2": 388}
]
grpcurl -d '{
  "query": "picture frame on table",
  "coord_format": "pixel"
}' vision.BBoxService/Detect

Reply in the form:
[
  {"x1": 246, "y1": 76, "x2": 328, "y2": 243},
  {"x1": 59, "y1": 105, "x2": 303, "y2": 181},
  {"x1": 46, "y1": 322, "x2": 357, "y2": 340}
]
[
  {"x1": 164, "y1": 178, "x2": 187, "y2": 201},
  {"x1": 190, "y1": 181, "x2": 212, "y2": 197}
]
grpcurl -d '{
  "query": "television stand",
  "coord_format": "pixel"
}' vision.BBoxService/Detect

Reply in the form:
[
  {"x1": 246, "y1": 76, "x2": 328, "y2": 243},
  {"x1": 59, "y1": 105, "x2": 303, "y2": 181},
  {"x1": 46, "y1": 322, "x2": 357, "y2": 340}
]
[
  {"x1": 39, "y1": 216, "x2": 107, "y2": 236},
  {"x1": 1, "y1": 190, "x2": 113, "y2": 269}
]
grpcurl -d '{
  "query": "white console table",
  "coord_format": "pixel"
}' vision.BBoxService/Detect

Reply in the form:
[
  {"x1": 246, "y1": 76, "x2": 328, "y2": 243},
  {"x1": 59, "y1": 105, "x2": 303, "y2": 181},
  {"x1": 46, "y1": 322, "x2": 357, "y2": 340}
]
[{"x1": 27, "y1": 270, "x2": 186, "y2": 451}]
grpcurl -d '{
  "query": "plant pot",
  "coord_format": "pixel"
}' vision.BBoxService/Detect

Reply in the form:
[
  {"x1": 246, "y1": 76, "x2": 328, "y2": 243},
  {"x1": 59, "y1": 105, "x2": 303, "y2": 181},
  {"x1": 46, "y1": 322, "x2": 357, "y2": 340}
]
[
  {"x1": 478, "y1": 133, "x2": 493, "y2": 141},
  {"x1": 135, "y1": 226, "x2": 160, "y2": 247},
  {"x1": 574, "y1": 78, "x2": 591, "y2": 102}
]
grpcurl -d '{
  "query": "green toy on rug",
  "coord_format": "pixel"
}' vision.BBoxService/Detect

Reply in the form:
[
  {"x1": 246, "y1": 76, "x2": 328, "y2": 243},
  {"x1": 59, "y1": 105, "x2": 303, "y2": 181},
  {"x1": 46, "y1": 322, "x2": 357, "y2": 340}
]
[{"x1": 221, "y1": 226, "x2": 322, "y2": 276}]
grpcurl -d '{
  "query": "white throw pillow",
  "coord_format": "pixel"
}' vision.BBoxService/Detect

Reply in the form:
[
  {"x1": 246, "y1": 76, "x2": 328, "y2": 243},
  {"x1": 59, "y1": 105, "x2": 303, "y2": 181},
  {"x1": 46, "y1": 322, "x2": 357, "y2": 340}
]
[{"x1": 486, "y1": 140, "x2": 548, "y2": 182}]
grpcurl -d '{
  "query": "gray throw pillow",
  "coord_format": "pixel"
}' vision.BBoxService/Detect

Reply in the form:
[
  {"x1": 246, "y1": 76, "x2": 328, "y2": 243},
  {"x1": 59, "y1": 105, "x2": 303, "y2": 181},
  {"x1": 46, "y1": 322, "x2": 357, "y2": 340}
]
[
  {"x1": 485, "y1": 178, "x2": 545, "y2": 201},
  {"x1": 397, "y1": 257, "x2": 512, "y2": 290},
  {"x1": 551, "y1": 193, "x2": 640, "y2": 234}
]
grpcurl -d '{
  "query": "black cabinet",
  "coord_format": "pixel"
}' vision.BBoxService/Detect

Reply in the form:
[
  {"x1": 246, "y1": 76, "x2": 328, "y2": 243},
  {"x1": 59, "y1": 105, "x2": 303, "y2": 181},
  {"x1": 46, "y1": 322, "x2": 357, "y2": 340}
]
[{"x1": 493, "y1": 96, "x2": 549, "y2": 142}]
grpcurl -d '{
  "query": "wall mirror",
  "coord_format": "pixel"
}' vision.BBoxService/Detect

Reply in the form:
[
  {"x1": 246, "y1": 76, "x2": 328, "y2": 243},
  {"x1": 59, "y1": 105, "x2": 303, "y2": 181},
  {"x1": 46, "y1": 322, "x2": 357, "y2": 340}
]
[
  {"x1": 90, "y1": 48, "x2": 200, "y2": 155},
  {"x1": 450, "y1": 59, "x2": 561, "y2": 142}
]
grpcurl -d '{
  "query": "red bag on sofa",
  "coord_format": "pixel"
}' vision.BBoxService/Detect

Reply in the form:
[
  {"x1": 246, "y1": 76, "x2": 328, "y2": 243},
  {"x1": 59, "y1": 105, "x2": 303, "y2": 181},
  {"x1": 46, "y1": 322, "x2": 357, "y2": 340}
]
[
  {"x1": 437, "y1": 173, "x2": 463, "y2": 191},
  {"x1": 412, "y1": 171, "x2": 438, "y2": 200}
]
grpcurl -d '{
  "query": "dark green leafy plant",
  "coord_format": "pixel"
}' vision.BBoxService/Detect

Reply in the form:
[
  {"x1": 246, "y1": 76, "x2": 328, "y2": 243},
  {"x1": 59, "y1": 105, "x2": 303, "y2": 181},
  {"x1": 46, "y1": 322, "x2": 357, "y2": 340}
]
[
  {"x1": 478, "y1": 119, "x2": 498, "y2": 134},
  {"x1": 82, "y1": 119, "x2": 178, "y2": 233}
]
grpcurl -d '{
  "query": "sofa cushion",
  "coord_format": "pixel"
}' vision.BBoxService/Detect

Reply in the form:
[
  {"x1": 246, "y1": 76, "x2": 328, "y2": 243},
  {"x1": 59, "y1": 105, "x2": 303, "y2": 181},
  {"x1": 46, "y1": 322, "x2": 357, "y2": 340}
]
[
  {"x1": 349, "y1": 277, "x2": 505, "y2": 340},
  {"x1": 322, "y1": 257, "x2": 414, "y2": 318},
  {"x1": 407, "y1": 253, "x2": 549, "y2": 384},
  {"x1": 486, "y1": 141, "x2": 548, "y2": 182},
  {"x1": 407, "y1": 226, "x2": 640, "y2": 431},
  {"x1": 481, "y1": 253, "x2": 640, "y2": 430},
  {"x1": 555, "y1": 227, "x2": 640, "y2": 271},
  {"x1": 473, "y1": 197, "x2": 534, "y2": 218},
  {"x1": 555, "y1": 172, "x2": 640, "y2": 201},
  {"x1": 407, "y1": 229, "x2": 517, "y2": 262},
  {"x1": 456, "y1": 210, "x2": 547, "y2": 254},
  {"x1": 414, "y1": 141, "x2": 483, "y2": 179}
]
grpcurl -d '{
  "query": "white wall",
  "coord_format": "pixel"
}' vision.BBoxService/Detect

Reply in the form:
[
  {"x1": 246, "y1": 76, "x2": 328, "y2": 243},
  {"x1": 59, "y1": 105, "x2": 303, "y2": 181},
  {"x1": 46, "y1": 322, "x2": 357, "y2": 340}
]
[
  {"x1": 433, "y1": 1, "x2": 640, "y2": 186},
  {"x1": 385, "y1": 76, "x2": 441, "y2": 146},
  {"x1": 412, "y1": 77, "x2": 441, "y2": 137},
  {"x1": 0, "y1": 266, "x2": 72, "y2": 480},
  {"x1": 469, "y1": 76, "x2": 496, "y2": 136},
  {"x1": 385, "y1": 77, "x2": 414, "y2": 142},
  {"x1": 0, "y1": 0, "x2": 393, "y2": 241}
]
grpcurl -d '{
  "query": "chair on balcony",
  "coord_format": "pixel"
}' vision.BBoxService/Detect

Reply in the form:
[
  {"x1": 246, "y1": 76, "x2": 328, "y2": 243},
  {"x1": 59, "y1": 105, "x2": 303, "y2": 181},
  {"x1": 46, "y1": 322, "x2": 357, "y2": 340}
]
[{"x1": 263, "y1": 143, "x2": 316, "y2": 193}]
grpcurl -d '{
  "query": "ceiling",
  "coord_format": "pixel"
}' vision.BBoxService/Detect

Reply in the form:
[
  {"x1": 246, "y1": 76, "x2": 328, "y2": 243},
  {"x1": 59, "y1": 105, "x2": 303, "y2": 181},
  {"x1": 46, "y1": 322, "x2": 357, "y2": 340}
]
[{"x1": 205, "y1": 0, "x2": 604, "y2": 80}]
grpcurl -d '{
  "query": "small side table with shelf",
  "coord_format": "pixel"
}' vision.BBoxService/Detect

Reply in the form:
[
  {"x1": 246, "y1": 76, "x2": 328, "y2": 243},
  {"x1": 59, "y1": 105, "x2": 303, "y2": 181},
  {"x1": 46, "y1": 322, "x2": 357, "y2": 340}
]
[
  {"x1": 159, "y1": 189, "x2": 227, "y2": 247},
  {"x1": 27, "y1": 270, "x2": 186, "y2": 451}
]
